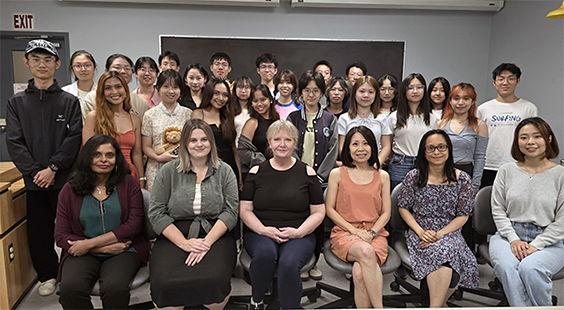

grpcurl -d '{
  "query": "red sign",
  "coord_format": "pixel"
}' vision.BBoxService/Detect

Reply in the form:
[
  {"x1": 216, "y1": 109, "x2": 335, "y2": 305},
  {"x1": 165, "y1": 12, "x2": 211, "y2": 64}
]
[{"x1": 13, "y1": 14, "x2": 35, "y2": 30}]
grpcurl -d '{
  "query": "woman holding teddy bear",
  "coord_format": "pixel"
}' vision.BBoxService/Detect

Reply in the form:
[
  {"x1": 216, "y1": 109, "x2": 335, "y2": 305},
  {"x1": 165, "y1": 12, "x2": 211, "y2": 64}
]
[{"x1": 142, "y1": 69, "x2": 192, "y2": 191}]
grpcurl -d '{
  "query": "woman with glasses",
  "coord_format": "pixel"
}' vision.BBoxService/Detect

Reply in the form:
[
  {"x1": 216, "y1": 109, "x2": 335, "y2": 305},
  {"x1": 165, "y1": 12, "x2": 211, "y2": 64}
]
[
  {"x1": 274, "y1": 69, "x2": 301, "y2": 120},
  {"x1": 387, "y1": 73, "x2": 438, "y2": 190},
  {"x1": 324, "y1": 77, "x2": 352, "y2": 120},
  {"x1": 398, "y1": 129, "x2": 478, "y2": 308},
  {"x1": 134, "y1": 57, "x2": 161, "y2": 109},
  {"x1": 376, "y1": 74, "x2": 398, "y2": 122},
  {"x1": 62, "y1": 50, "x2": 97, "y2": 108},
  {"x1": 232, "y1": 76, "x2": 255, "y2": 145}
]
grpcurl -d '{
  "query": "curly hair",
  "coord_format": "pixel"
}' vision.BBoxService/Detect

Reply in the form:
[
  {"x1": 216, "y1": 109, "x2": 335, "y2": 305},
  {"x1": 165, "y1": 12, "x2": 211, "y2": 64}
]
[{"x1": 94, "y1": 71, "x2": 131, "y2": 139}]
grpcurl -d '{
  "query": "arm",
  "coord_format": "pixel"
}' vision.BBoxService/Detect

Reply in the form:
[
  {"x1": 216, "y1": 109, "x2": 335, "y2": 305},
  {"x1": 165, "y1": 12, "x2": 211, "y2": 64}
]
[
  {"x1": 338, "y1": 135, "x2": 345, "y2": 157},
  {"x1": 491, "y1": 167, "x2": 519, "y2": 243},
  {"x1": 49, "y1": 96, "x2": 83, "y2": 170},
  {"x1": 472, "y1": 122, "x2": 489, "y2": 193},
  {"x1": 82, "y1": 111, "x2": 96, "y2": 146},
  {"x1": 241, "y1": 118, "x2": 258, "y2": 141},
  {"x1": 237, "y1": 133, "x2": 266, "y2": 174},
  {"x1": 529, "y1": 178, "x2": 564, "y2": 251},
  {"x1": 131, "y1": 115, "x2": 145, "y2": 187},
  {"x1": 142, "y1": 135, "x2": 177, "y2": 163},
  {"x1": 378, "y1": 135, "x2": 392, "y2": 166},
  {"x1": 370, "y1": 170, "x2": 391, "y2": 234},
  {"x1": 232, "y1": 142, "x2": 243, "y2": 188},
  {"x1": 54, "y1": 183, "x2": 88, "y2": 250},
  {"x1": 191, "y1": 108, "x2": 204, "y2": 120}
]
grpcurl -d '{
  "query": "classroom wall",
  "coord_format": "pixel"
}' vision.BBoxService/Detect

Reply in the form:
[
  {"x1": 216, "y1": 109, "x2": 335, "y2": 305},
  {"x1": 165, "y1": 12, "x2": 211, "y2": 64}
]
[{"x1": 1, "y1": 0, "x2": 562, "y2": 160}]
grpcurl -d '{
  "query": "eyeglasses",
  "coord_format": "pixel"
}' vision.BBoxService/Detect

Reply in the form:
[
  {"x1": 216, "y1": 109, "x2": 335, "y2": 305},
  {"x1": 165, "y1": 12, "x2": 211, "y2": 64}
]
[
  {"x1": 259, "y1": 65, "x2": 276, "y2": 71},
  {"x1": 425, "y1": 144, "x2": 448, "y2": 153},
  {"x1": 28, "y1": 58, "x2": 55, "y2": 66},
  {"x1": 213, "y1": 62, "x2": 229, "y2": 68},
  {"x1": 237, "y1": 86, "x2": 250, "y2": 91},
  {"x1": 73, "y1": 63, "x2": 93, "y2": 70},
  {"x1": 380, "y1": 87, "x2": 395, "y2": 93},
  {"x1": 406, "y1": 84, "x2": 425, "y2": 91},
  {"x1": 138, "y1": 67, "x2": 157, "y2": 74},
  {"x1": 110, "y1": 65, "x2": 132, "y2": 72},
  {"x1": 495, "y1": 76, "x2": 517, "y2": 84},
  {"x1": 302, "y1": 89, "x2": 321, "y2": 95},
  {"x1": 348, "y1": 72, "x2": 363, "y2": 77}
]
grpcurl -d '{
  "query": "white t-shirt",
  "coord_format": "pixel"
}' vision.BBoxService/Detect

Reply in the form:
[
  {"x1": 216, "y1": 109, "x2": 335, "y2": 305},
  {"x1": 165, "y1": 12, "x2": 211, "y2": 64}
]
[
  {"x1": 388, "y1": 112, "x2": 438, "y2": 156},
  {"x1": 476, "y1": 98, "x2": 537, "y2": 170},
  {"x1": 337, "y1": 113, "x2": 392, "y2": 151}
]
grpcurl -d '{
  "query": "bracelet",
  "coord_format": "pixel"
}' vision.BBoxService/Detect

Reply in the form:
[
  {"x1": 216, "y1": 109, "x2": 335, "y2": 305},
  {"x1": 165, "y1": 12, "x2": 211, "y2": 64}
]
[{"x1": 139, "y1": 177, "x2": 147, "y2": 181}]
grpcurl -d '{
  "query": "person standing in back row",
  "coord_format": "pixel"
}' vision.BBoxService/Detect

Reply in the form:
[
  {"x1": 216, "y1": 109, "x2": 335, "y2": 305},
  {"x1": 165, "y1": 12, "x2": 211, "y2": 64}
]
[
  {"x1": 6, "y1": 39, "x2": 83, "y2": 296},
  {"x1": 477, "y1": 63, "x2": 537, "y2": 188}
]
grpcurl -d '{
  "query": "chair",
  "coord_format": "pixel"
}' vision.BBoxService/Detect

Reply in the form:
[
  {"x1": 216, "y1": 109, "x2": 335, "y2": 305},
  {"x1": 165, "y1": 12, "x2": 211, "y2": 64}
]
[
  {"x1": 90, "y1": 188, "x2": 156, "y2": 309},
  {"x1": 229, "y1": 246, "x2": 319, "y2": 309},
  {"x1": 457, "y1": 186, "x2": 564, "y2": 306}
]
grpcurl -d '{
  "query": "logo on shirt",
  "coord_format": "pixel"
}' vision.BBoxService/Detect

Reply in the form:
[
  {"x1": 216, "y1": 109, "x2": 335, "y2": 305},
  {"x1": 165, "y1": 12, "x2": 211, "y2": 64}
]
[
  {"x1": 323, "y1": 127, "x2": 330, "y2": 137},
  {"x1": 490, "y1": 113, "x2": 522, "y2": 127},
  {"x1": 56, "y1": 114, "x2": 65, "y2": 122}
]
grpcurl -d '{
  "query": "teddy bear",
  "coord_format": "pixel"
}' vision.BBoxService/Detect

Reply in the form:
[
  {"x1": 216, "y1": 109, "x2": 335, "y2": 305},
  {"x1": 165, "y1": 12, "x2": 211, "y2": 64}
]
[{"x1": 155, "y1": 126, "x2": 182, "y2": 155}]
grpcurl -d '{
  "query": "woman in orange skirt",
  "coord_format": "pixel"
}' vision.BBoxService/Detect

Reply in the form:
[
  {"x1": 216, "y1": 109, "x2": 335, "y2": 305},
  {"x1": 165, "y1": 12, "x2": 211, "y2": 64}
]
[{"x1": 325, "y1": 125, "x2": 391, "y2": 308}]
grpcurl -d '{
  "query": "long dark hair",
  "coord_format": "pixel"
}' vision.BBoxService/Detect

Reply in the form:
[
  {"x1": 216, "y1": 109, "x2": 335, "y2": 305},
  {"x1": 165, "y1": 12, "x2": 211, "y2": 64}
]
[
  {"x1": 377, "y1": 73, "x2": 398, "y2": 112},
  {"x1": 395, "y1": 73, "x2": 432, "y2": 130},
  {"x1": 69, "y1": 134, "x2": 130, "y2": 196},
  {"x1": 341, "y1": 126, "x2": 380, "y2": 169},
  {"x1": 249, "y1": 84, "x2": 279, "y2": 121},
  {"x1": 199, "y1": 77, "x2": 236, "y2": 144},
  {"x1": 415, "y1": 129, "x2": 456, "y2": 188},
  {"x1": 231, "y1": 75, "x2": 255, "y2": 116},
  {"x1": 427, "y1": 77, "x2": 451, "y2": 110}
]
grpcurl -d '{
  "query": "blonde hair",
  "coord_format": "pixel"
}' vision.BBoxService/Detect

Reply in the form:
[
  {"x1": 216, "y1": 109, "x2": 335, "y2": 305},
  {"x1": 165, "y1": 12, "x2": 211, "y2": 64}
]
[
  {"x1": 177, "y1": 119, "x2": 219, "y2": 173},
  {"x1": 94, "y1": 71, "x2": 131, "y2": 139},
  {"x1": 266, "y1": 120, "x2": 299, "y2": 142}
]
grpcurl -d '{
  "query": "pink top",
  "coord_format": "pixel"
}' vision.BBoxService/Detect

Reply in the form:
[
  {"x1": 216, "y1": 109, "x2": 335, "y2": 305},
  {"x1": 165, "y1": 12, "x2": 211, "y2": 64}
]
[{"x1": 134, "y1": 87, "x2": 161, "y2": 109}]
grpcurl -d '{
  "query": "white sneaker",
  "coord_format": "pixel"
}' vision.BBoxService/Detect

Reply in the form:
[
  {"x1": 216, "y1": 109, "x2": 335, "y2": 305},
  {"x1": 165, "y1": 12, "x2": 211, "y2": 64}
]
[
  {"x1": 300, "y1": 270, "x2": 309, "y2": 281},
  {"x1": 38, "y1": 278, "x2": 56, "y2": 296},
  {"x1": 309, "y1": 265, "x2": 323, "y2": 281}
]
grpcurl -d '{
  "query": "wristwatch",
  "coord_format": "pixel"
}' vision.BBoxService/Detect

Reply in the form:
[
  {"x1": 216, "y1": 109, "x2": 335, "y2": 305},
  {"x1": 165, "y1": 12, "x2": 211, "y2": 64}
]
[
  {"x1": 369, "y1": 230, "x2": 377, "y2": 237},
  {"x1": 48, "y1": 163, "x2": 59, "y2": 172}
]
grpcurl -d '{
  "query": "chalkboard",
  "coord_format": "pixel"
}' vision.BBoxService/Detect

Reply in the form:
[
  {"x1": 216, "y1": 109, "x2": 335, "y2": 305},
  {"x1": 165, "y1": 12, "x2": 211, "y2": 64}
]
[{"x1": 161, "y1": 36, "x2": 404, "y2": 86}]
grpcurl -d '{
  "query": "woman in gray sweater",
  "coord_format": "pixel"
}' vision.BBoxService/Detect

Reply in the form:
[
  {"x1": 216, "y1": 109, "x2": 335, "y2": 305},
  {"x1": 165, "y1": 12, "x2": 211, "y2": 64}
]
[{"x1": 490, "y1": 117, "x2": 564, "y2": 306}]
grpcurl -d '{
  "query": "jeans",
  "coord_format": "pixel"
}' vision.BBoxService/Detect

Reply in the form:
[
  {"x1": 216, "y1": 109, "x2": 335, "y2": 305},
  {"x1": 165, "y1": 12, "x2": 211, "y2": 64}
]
[
  {"x1": 490, "y1": 222, "x2": 564, "y2": 306},
  {"x1": 388, "y1": 152, "x2": 416, "y2": 191},
  {"x1": 244, "y1": 232, "x2": 316, "y2": 310}
]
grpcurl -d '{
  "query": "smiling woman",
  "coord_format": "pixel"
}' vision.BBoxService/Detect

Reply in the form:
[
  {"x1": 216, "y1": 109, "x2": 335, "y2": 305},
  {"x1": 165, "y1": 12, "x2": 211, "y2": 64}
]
[{"x1": 62, "y1": 50, "x2": 97, "y2": 105}]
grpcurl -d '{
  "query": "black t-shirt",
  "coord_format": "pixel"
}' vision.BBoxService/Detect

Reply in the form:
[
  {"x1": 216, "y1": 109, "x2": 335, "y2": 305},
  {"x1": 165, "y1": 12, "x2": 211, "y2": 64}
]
[{"x1": 241, "y1": 160, "x2": 323, "y2": 228}]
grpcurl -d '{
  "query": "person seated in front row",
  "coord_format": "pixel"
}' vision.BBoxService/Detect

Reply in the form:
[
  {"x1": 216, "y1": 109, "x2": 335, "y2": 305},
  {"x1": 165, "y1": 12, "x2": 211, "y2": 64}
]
[
  {"x1": 55, "y1": 134, "x2": 149, "y2": 309},
  {"x1": 239, "y1": 120, "x2": 325, "y2": 310},
  {"x1": 398, "y1": 129, "x2": 478, "y2": 308},
  {"x1": 149, "y1": 119, "x2": 239, "y2": 310},
  {"x1": 325, "y1": 126, "x2": 391, "y2": 308}
]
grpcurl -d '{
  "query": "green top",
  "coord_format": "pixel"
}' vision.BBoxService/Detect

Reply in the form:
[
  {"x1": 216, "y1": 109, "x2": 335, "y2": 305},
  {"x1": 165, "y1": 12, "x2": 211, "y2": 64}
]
[{"x1": 149, "y1": 158, "x2": 239, "y2": 238}]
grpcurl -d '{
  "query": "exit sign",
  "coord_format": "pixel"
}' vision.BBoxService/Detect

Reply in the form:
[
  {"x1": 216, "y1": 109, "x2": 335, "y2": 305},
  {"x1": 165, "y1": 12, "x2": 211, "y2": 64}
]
[{"x1": 13, "y1": 13, "x2": 35, "y2": 30}]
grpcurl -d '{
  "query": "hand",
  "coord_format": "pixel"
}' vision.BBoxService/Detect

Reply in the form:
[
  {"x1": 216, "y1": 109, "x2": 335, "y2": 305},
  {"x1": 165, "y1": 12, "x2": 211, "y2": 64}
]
[
  {"x1": 262, "y1": 226, "x2": 289, "y2": 243},
  {"x1": 33, "y1": 168, "x2": 56, "y2": 188},
  {"x1": 93, "y1": 241, "x2": 132, "y2": 254},
  {"x1": 335, "y1": 161, "x2": 343, "y2": 167},
  {"x1": 351, "y1": 228, "x2": 373, "y2": 243},
  {"x1": 67, "y1": 239, "x2": 93, "y2": 257},
  {"x1": 179, "y1": 238, "x2": 210, "y2": 253},
  {"x1": 418, "y1": 230, "x2": 438, "y2": 244},
  {"x1": 279, "y1": 227, "x2": 303, "y2": 240},
  {"x1": 185, "y1": 250, "x2": 208, "y2": 266},
  {"x1": 511, "y1": 240, "x2": 530, "y2": 260},
  {"x1": 158, "y1": 150, "x2": 178, "y2": 163},
  {"x1": 525, "y1": 244, "x2": 538, "y2": 256}
]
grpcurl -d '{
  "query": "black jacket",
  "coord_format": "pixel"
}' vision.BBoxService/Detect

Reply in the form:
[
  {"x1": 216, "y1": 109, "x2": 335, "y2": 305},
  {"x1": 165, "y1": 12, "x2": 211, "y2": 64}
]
[{"x1": 6, "y1": 79, "x2": 83, "y2": 190}]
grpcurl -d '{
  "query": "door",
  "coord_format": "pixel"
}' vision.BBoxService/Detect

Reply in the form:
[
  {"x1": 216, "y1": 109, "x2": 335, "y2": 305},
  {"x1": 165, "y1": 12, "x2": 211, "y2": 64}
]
[{"x1": 0, "y1": 31, "x2": 70, "y2": 161}]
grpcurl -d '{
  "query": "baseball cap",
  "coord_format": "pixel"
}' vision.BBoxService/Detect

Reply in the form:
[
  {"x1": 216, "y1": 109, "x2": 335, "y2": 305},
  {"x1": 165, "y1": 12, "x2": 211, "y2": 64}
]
[{"x1": 25, "y1": 39, "x2": 59, "y2": 60}]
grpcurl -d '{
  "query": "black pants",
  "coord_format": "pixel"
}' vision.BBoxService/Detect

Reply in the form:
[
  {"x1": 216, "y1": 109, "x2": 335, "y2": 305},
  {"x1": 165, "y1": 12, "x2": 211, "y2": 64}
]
[
  {"x1": 59, "y1": 252, "x2": 141, "y2": 309},
  {"x1": 27, "y1": 190, "x2": 60, "y2": 282},
  {"x1": 480, "y1": 169, "x2": 498, "y2": 189}
]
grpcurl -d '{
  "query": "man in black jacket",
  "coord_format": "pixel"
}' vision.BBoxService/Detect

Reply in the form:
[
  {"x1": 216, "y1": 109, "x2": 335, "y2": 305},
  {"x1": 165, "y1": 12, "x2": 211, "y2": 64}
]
[{"x1": 6, "y1": 39, "x2": 82, "y2": 296}]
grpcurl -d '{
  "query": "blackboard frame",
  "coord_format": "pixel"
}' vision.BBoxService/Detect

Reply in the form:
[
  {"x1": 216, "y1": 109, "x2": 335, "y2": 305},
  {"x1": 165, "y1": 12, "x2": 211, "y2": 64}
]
[{"x1": 160, "y1": 35, "x2": 405, "y2": 87}]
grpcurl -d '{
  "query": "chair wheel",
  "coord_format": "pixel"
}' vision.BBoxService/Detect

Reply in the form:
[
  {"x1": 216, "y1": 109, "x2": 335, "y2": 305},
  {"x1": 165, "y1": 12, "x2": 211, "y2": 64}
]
[
  {"x1": 390, "y1": 281, "x2": 400, "y2": 292},
  {"x1": 452, "y1": 290, "x2": 463, "y2": 300},
  {"x1": 307, "y1": 288, "x2": 321, "y2": 302},
  {"x1": 552, "y1": 295, "x2": 557, "y2": 306},
  {"x1": 488, "y1": 280, "x2": 499, "y2": 291}
]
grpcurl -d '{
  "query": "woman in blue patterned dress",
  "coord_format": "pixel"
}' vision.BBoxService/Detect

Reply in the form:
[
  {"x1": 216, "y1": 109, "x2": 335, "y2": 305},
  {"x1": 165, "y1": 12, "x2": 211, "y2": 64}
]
[{"x1": 398, "y1": 129, "x2": 478, "y2": 307}]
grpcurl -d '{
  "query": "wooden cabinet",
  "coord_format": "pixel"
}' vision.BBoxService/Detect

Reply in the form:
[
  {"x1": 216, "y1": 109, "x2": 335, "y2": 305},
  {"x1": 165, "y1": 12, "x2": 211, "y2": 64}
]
[{"x1": 0, "y1": 162, "x2": 35, "y2": 310}]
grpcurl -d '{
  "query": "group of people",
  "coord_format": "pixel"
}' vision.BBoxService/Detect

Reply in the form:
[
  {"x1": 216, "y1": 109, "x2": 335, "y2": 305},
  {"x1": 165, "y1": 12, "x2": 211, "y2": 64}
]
[{"x1": 5, "y1": 38, "x2": 563, "y2": 309}]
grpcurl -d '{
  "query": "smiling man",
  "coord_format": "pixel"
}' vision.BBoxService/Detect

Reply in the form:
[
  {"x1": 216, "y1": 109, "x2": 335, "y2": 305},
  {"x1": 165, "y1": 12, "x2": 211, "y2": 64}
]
[
  {"x1": 477, "y1": 63, "x2": 538, "y2": 188},
  {"x1": 6, "y1": 39, "x2": 83, "y2": 297},
  {"x1": 256, "y1": 53, "x2": 278, "y2": 96}
]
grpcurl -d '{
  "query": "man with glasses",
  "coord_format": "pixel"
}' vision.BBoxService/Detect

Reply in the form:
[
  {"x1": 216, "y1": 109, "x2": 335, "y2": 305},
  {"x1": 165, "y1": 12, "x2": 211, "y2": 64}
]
[
  {"x1": 6, "y1": 39, "x2": 83, "y2": 297},
  {"x1": 345, "y1": 61, "x2": 367, "y2": 87},
  {"x1": 477, "y1": 63, "x2": 537, "y2": 188},
  {"x1": 82, "y1": 53, "x2": 149, "y2": 121},
  {"x1": 209, "y1": 52, "x2": 232, "y2": 86},
  {"x1": 255, "y1": 53, "x2": 278, "y2": 96}
]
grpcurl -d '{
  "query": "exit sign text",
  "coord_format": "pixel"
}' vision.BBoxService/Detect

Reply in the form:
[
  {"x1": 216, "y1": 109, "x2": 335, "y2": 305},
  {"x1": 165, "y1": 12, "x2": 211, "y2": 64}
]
[{"x1": 13, "y1": 13, "x2": 35, "y2": 30}]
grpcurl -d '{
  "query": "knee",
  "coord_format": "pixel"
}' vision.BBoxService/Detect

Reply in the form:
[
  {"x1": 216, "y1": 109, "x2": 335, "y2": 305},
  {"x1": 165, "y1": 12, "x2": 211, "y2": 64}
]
[
  {"x1": 250, "y1": 247, "x2": 277, "y2": 266},
  {"x1": 99, "y1": 278, "x2": 131, "y2": 297},
  {"x1": 59, "y1": 278, "x2": 92, "y2": 300},
  {"x1": 277, "y1": 256, "x2": 301, "y2": 276},
  {"x1": 518, "y1": 259, "x2": 549, "y2": 281},
  {"x1": 356, "y1": 244, "x2": 377, "y2": 265}
]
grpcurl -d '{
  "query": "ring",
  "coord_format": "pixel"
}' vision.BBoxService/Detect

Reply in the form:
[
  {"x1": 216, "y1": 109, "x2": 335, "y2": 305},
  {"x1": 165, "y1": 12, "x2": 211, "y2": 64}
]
[{"x1": 277, "y1": 238, "x2": 281, "y2": 242}]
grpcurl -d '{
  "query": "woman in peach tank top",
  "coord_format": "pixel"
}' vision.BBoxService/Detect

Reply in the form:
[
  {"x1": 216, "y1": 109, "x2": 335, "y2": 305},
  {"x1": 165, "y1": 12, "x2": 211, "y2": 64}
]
[
  {"x1": 325, "y1": 126, "x2": 391, "y2": 308},
  {"x1": 83, "y1": 71, "x2": 145, "y2": 187}
]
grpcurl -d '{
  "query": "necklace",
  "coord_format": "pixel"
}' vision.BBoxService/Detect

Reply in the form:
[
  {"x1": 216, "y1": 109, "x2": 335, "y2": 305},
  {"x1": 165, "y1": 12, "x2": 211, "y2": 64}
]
[
  {"x1": 96, "y1": 186, "x2": 106, "y2": 195},
  {"x1": 522, "y1": 160, "x2": 549, "y2": 179}
]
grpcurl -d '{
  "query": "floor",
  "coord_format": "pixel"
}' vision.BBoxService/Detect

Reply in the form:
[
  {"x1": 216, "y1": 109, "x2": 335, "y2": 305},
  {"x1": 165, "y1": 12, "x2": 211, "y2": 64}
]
[{"x1": 15, "y1": 252, "x2": 564, "y2": 309}]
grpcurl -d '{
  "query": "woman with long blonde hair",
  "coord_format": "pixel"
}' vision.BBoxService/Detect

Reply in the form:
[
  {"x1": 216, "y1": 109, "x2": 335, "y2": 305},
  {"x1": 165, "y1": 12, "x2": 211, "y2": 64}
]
[{"x1": 83, "y1": 71, "x2": 145, "y2": 187}]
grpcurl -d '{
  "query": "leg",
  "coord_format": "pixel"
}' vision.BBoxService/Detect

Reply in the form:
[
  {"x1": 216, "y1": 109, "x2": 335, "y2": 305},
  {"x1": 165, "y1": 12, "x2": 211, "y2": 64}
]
[
  {"x1": 426, "y1": 266, "x2": 452, "y2": 308},
  {"x1": 59, "y1": 254, "x2": 101, "y2": 309},
  {"x1": 277, "y1": 233, "x2": 316, "y2": 310},
  {"x1": 98, "y1": 252, "x2": 142, "y2": 309},
  {"x1": 204, "y1": 294, "x2": 229, "y2": 310},
  {"x1": 518, "y1": 240, "x2": 564, "y2": 306},
  {"x1": 27, "y1": 190, "x2": 60, "y2": 282},
  {"x1": 489, "y1": 232, "x2": 531, "y2": 306},
  {"x1": 346, "y1": 242, "x2": 383, "y2": 308},
  {"x1": 244, "y1": 232, "x2": 279, "y2": 304},
  {"x1": 351, "y1": 262, "x2": 371, "y2": 308}
]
